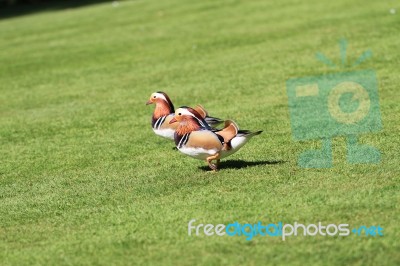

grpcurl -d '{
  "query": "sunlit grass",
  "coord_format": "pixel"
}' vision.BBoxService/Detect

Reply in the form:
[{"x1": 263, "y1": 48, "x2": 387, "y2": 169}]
[{"x1": 0, "y1": 0, "x2": 399, "y2": 265}]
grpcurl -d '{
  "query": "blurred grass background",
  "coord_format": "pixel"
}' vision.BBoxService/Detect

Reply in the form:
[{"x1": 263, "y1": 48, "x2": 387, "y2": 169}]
[{"x1": 0, "y1": 0, "x2": 399, "y2": 265}]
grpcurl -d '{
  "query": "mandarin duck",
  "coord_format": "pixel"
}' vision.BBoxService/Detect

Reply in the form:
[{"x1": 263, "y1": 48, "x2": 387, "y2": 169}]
[
  {"x1": 146, "y1": 92, "x2": 223, "y2": 140},
  {"x1": 169, "y1": 106, "x2": 262, "y2": 170}
]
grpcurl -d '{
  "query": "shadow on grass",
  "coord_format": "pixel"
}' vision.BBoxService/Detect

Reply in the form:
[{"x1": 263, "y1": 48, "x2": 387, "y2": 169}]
[
  {"x1": 198, "y1": 159, "x2": 285, "y2": 171},
  {"x1": 0, "y1": 0, "x2": 110, "y2": 20}
]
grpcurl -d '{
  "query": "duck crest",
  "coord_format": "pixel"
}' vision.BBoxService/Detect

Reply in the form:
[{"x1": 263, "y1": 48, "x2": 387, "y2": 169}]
[
  {"x1": 157, "y1": 91, "x2": 175, "y2": 112},
  {"x1": 180, "y1": 106, "x2": 211, "y2": 130},
  {"x1": 154, "y1": 91, "x2": 174, "y2": 118}
]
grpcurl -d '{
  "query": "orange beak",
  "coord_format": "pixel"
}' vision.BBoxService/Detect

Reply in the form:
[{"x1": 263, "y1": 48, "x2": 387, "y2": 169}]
[
  {"x1": 146, "y1": 100, "x2": 153, "y2": 105},
  {"x1": 169, "y1": 117, "x2": 177, "y2": 124}
]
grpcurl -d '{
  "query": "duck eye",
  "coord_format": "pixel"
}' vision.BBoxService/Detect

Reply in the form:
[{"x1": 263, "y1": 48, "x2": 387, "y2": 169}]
[
  {"x1": 153, "y1": 96, "x2": 156, "y2": 98},
  {"x1": 178, "y1": 113, "x2": 181, "y2": 115}
]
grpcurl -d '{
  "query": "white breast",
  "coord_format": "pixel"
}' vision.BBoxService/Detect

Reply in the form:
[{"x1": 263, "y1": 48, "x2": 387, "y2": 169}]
[
  {"x1": 178, "y1": 146, "x2": 219, "y2": 160},
  {"x1": 153, "y1": 128, "x2": 175, "y2": 140}
]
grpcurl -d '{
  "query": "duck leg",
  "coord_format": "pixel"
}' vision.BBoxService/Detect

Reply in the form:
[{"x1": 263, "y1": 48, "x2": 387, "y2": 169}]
[{"x1": 206, "y1": 153, "x2": 220, "y2": 171}]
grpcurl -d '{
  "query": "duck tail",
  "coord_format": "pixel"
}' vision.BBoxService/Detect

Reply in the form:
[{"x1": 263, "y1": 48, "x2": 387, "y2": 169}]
[{"x1": 237, "y1": 130, "x2": 263, "y2": 137}]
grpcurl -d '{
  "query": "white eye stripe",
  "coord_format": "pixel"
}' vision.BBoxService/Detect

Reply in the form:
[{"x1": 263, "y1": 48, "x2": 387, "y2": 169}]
[
  {"x1": 176, "y1": 109, "x2": 195, "y2": 117},
  {"x1": 176, "y1": 108, "x2": 210, "y2": 130},
  {"x1": 154, "y1": 93, "x2": 168, "y2": 102}
]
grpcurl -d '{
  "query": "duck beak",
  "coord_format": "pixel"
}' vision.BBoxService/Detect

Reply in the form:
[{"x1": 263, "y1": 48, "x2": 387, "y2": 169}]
[
  {"x1": 145, "y1": 100, "x2": 153, "y2": 105},
  {"x1": 169, "y1": 117, "x2": 177, "y2": 124}
]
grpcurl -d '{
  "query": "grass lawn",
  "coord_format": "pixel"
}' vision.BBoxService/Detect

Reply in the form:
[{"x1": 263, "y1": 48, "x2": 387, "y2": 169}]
[{"x1": 0, "y1": 0, "x2": 399, "y2": 265}]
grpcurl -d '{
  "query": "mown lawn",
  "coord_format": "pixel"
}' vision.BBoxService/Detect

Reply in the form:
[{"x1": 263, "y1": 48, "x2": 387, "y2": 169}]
[{"x1": 0, "y1": 0, "x2": 399, "y2": 265}]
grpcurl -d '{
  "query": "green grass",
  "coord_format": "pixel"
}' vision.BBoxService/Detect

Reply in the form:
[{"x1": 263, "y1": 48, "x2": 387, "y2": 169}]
[{"x1": 0, "y1": 0, "x2": 399, "y2": 265}]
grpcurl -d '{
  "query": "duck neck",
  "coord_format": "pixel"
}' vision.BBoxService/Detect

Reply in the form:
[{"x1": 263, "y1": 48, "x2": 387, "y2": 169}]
[
  {"x1": 176, "y1": 119, "x2": 202, "y2": 136},
  {"x1": 153, "y1": 100, "x2": 173, "y2": 121}
]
